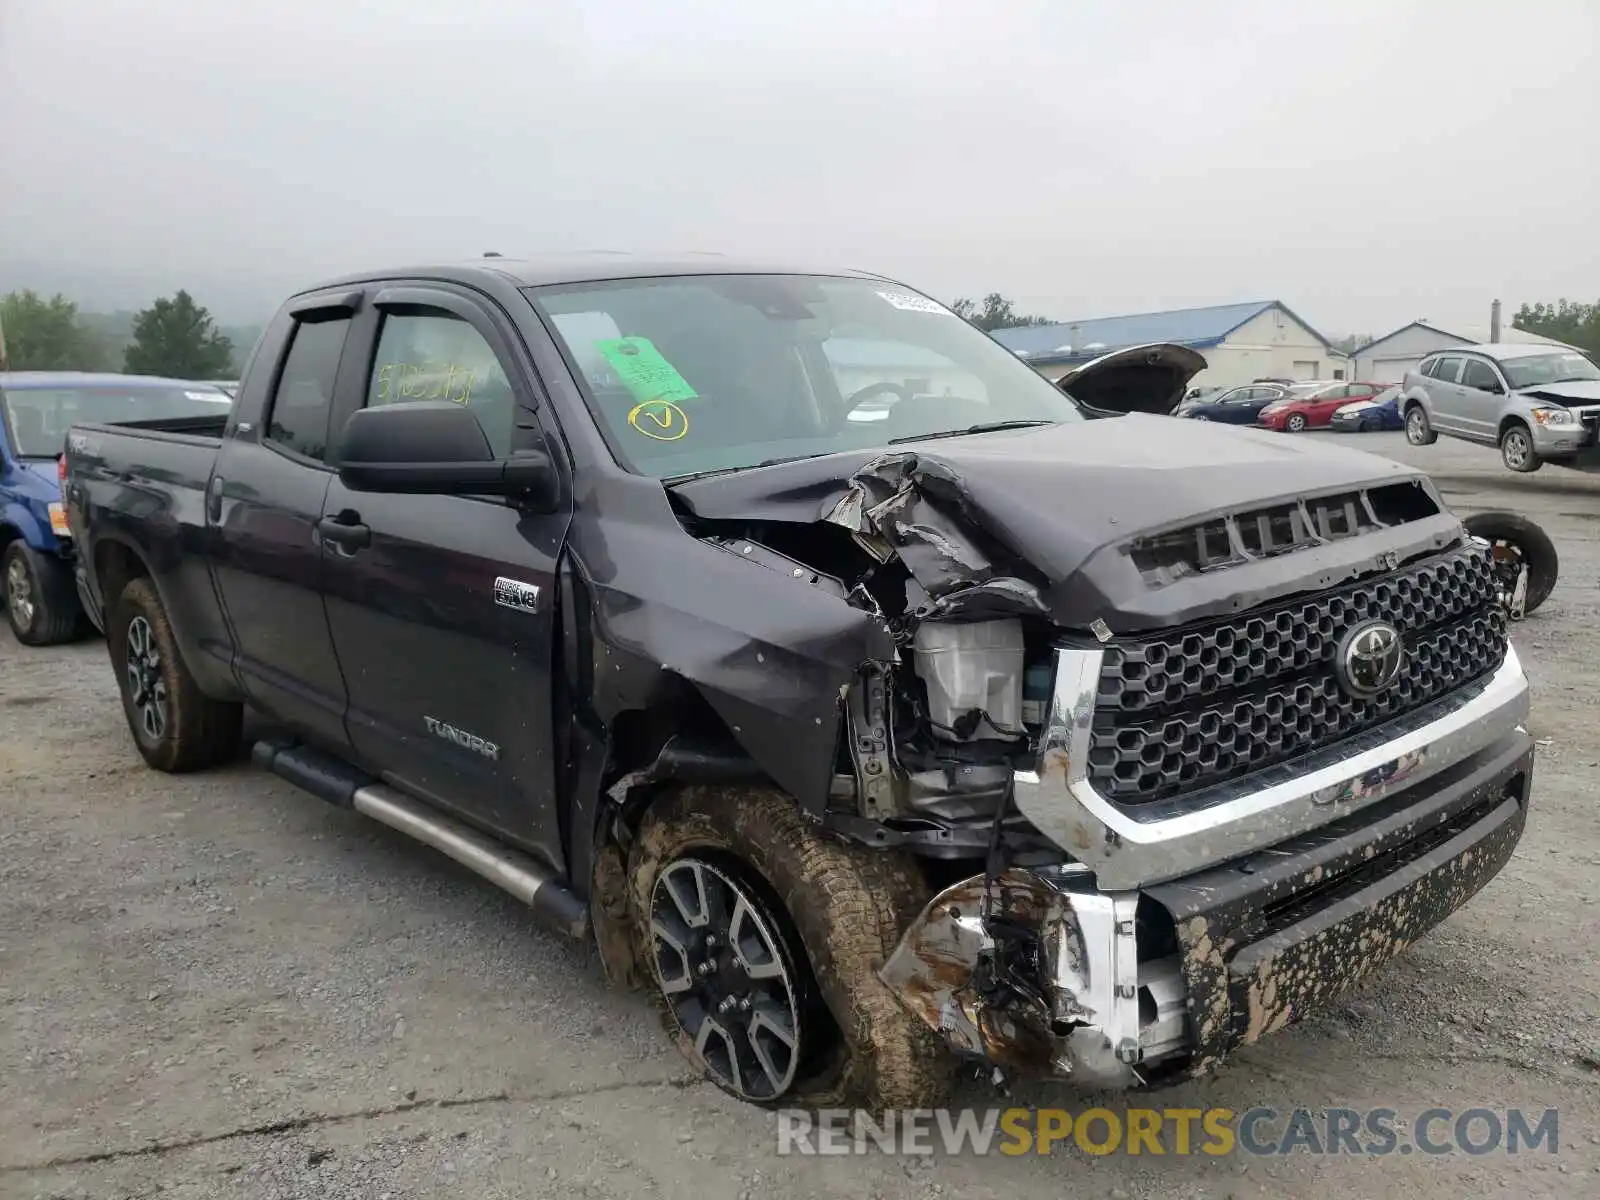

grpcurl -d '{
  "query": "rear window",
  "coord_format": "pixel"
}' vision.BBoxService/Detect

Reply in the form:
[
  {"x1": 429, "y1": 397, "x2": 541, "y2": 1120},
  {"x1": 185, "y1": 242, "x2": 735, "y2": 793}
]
[
  {"x1": 1430, "y1": 356, "x2": 1464, "y2": 384},
  {"x1": 2, "y1": 384, "x2": 232, "y2": 457}
]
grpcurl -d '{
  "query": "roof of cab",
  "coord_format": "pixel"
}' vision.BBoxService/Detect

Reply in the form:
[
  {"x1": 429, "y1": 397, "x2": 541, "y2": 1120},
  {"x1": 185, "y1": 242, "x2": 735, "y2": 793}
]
[
  {"x1": 0, "y1": 371, "x2": 225, "y2": 390},
  {"x1": 309, "y1": 253, "x2": 887, "y2": 294}
]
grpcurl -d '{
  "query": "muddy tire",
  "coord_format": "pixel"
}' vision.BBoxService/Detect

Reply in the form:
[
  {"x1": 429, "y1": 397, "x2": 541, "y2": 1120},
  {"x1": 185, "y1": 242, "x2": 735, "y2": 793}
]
[
  {"x1": 1499, "y1": 422, "x2": 1541, "y2": 473},
  {"x1": 1404, "y1": 404, "x2": 1436, "y2": 445},
  {"x1": 627, "y1": 786, "x2": 953, "y2": 1110},
  {"x1": 3, "y1": 540, "x2": 80, "y2": 646},
  {"x1": 108, "y1": 577, "x2": 243, "y2": 771},
  {"x1": 1463, "y1": 511, "x2": 1558, "y2": 616}
]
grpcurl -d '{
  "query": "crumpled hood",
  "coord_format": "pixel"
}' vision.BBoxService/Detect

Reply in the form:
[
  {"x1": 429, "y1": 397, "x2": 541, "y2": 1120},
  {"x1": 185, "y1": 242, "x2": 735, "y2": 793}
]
[
  {"x1": 1520, "y1": 380, "x2": 1600, "y2": 405},
  {"x1": 674, "y1": 415, "x2": 1461, "y2": 632}
]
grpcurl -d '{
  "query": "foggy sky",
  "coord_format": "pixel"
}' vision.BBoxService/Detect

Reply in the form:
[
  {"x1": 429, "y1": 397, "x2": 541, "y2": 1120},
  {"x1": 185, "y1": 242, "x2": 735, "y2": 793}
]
[{"x1": 3, "y1": 0, "x2": 1596, "y2": 335}]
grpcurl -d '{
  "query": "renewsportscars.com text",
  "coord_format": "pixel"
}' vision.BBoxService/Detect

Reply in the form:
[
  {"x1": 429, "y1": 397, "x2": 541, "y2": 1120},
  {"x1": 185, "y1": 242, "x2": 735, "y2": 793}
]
[{"x1": 776, "y1": 1107, "x2": 1560, "y2": 1158}]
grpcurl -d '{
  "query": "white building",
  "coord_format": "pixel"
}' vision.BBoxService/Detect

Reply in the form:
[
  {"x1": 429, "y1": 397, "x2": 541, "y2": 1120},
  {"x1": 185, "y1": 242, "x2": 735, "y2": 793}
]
[
  {"x1": 1350, "y1": 321, "x2": 1574, "y2": 383},
  {"x1": 989, "y1": 301, "x2": 1343, "y2": 390}
]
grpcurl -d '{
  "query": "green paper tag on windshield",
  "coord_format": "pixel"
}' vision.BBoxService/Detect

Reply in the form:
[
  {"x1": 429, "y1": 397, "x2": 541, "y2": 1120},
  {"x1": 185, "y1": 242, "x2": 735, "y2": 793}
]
[{"x1": 594, "y1": 337, "x2": 699, "y2": 404}]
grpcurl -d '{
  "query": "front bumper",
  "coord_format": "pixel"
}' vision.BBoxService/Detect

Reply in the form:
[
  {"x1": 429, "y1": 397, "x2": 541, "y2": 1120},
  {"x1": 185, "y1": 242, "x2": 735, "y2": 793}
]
[
  {"x1": 881, "y1": 726, "x2": 1532, "y2": 1085},
  {"x1": 1012, "y1": 644, "x2": 1529, "y2": 891},
  {"x1": 1529, "y1": 420, "x2": 1586, "y2": 455}
]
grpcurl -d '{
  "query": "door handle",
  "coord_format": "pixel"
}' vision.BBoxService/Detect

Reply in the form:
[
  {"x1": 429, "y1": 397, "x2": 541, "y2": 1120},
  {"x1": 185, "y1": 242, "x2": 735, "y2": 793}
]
[
  {"x1": 317, "y1": 511, "x2": 371, "y2": 553},
  {"x1": 207, "y1": 475, "x2": 224, "y2": 524}
]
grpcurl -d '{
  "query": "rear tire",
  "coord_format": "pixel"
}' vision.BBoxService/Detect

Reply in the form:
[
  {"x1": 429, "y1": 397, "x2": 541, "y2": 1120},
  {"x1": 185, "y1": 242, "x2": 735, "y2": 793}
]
[
  {"x1": 3, "y1": 540, "x2": 80, "y2": 646},
  {"x1": 1499, "y1": 423, "x2": 1541, "y2": 473},
  {"x1": 1463, "y1": 511, "x2": 1558, "y2": 616},
  {"x1": 108, "y1": 577, "x2": 243, "y2": 771},
  {"x1": 627, "y1": 786, "x2": 953, "y2": 1110},
  {"x1": 1405, "y1": 404, "x2": 1437, "y2": 445}
]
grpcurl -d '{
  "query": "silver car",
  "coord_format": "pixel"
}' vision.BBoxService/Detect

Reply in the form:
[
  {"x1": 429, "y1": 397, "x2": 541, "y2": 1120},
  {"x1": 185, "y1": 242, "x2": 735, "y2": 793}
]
[{"x1": 1400, "y1": 342, "x2": 1600, "y2": 472}]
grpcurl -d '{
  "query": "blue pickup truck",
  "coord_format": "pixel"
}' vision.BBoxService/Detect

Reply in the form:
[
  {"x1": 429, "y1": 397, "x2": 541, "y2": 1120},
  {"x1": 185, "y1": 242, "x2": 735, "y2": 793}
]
[{"x1": 1, "y1": 372, "x2": 233, "y2": 645}]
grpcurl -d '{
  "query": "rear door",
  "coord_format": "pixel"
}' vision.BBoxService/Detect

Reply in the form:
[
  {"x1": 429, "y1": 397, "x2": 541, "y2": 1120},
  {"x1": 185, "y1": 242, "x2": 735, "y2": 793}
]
[
  {"x1": 1424, "y1": 355, "x2": 1469, "y2": 435},
  {"x1": 316, "y1": 283, "x2": 573, "y2": 865},
  {"x1": 1219, "y1": 386, "x2": 1270, "y2": 423},
  {"x1": 210, "y1": 294, "x2": 358, "y2": 750}
]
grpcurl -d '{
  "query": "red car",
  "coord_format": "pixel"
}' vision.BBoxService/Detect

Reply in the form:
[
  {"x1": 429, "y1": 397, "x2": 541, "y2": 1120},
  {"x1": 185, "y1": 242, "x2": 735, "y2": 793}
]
[{"x1": 1257, "y1": 381, "x2": 1384, "y2": 432}]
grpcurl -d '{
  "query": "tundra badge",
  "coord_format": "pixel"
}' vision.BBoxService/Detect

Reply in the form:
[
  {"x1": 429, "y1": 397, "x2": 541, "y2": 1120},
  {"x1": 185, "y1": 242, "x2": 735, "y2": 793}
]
[
  {"x1": 424, "y1": 716, "x2": 500, "y2": 761},
  {"x1": 494, "y1": 577, "x2": 541, "y2": 614}
]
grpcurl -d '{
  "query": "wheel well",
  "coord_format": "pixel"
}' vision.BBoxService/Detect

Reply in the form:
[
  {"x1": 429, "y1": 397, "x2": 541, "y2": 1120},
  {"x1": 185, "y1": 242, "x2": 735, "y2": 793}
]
[
  {"x1": 1498, "y1": 415, "x2": 1531, "y2": 441},
  {"x1": 605, "y1": 688, "x2": 771, "y2": 802},
  {"x1": 0, "y1": 523, "x2": 19, "y2": 550},
  {"x1": 94, "y1": 540, "x2": 150, "y2": 611}
]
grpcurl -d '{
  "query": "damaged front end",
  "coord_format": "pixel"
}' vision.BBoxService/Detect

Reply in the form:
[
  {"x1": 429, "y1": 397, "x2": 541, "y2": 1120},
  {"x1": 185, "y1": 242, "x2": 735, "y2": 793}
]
[
  {"x1": 880, "y1": 867, "x2": 1188, "y2": 1086},
  {"x1": 660, "y1": 396, "x2": 1531, "y2": 1089}
]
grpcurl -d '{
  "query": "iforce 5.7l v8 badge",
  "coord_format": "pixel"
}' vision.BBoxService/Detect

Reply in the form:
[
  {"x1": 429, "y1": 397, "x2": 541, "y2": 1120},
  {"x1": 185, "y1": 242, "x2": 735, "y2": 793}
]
[{"x1": 494, "y1": 577, "x2": 541, "y2": 614}]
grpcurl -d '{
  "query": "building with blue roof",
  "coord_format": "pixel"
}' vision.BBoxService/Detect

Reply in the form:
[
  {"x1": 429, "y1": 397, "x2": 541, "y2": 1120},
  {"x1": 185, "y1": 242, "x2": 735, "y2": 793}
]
[{"x1": 989, "y1": 300, "x2": 1344, "y2": 389}]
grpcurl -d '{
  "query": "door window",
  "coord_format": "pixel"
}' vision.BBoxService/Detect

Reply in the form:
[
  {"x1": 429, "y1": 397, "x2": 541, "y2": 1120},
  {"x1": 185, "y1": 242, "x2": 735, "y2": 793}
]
[
  {"x1": 1459, "y1": 360, "x2": 1501, "y2": 392},
  {"x1": 265, "y1": 316, "x2": 351, "y2": 461},
  {"x1": 1431, "y1": 356, "x2": 1464, "y2": 384},
  {"x1": 366, "y1": 312, "x2": 517, "y2": 456}
]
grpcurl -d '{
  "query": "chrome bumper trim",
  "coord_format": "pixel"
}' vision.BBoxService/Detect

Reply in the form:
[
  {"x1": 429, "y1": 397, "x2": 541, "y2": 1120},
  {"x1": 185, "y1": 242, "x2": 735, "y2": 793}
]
[{"x1": 1012, "y1": 643, "x2": 1530, "y2": 890}]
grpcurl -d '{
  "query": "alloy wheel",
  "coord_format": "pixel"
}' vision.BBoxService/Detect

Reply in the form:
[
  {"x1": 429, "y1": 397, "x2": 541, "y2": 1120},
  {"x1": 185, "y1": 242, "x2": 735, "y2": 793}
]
[
  {"x1": 648, "y1": 857, "x2": 803, "y2": 1101},
  {"x1": 1503, "y1": 429, "x2": 1532, "y2": 470},
  {"x1": 6, "y1": 557, "x2": 33, "y2": 629},
  {"x1": 125, "y1": 615, "x2": 168, "y2": 741}
]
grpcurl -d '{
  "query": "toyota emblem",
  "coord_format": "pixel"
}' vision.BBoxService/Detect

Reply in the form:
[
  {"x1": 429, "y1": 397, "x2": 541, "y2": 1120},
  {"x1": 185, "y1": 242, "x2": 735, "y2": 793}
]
[{"x1": 1335, "y1": 619, "x2": 1405, "y2": 698}]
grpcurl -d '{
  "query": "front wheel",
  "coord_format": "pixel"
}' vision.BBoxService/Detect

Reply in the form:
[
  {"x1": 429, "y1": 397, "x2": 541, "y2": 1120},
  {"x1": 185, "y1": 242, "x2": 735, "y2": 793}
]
[
  {"x1": 3, "y1": 540, "x2": 80, "y2": 646},
  {"x1": 1463, "y1": 511, "x2": 1558, "y2": 617},
  {"x1": 109, "y1": 577, "x2": 243, "y2": 771},
  {"x1": 1285, "y1": 413, "x2": 1308, "y2": 432},
  {"x1": 1500, "y1": 423, "x2": 1541, "y2": 473},
  {"x1": 628, "y1": 786, "x2": 953, "y2": 1109},
  {"x1": 1405, "y1": 405, "x2": 1437, "y2": 445}
]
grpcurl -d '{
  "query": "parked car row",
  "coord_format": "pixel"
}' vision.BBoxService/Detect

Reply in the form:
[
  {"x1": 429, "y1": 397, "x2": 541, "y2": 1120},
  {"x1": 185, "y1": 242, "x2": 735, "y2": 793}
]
[
  {"x1": 1174, "y1": 380, "x2": 1400, "y2": 433},
  {"x1": 0, "y1": 372, "x2": 233, "y2": 644}
]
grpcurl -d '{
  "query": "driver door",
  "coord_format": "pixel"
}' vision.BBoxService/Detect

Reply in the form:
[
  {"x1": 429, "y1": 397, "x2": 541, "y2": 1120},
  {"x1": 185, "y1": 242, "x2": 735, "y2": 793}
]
[{"x1": 316, "y1": 283, "x2": 574, "y2": 867}]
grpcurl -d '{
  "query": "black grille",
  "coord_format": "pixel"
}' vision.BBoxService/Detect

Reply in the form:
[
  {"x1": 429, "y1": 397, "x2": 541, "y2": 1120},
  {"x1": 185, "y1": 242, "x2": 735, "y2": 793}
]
[{"x1": 1087, "y1": 544, "x2": 1507, "y2": 805}]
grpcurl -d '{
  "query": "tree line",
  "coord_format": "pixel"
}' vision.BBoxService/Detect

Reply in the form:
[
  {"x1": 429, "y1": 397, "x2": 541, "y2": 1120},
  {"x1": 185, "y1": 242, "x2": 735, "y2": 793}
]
[
  {"x1": 4, "y1": 286, "x2": 1593, "y2": 377},
  {"x1": 1513, "y1": 301, "x2": 1600, "y2": 358},
  {"x1": 0, "y1": 289, "x2": 261, "y2": 378}
]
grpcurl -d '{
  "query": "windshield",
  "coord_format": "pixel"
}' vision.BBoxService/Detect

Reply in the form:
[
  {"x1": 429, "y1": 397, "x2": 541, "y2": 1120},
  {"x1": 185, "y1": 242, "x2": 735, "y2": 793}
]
[
  {"x1": 526, "y1": 274, "x2": 1082, "y2": 478},
  {"x1": 1502, "y1": 352, "x2": 1600, "y2": 390},
  {"x1": 1, "y1": 384, "x2": 231, "y2": 457}
]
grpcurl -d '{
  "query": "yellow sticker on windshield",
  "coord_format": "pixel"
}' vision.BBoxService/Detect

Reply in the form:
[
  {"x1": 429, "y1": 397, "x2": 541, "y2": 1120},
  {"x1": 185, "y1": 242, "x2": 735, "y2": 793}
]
[{"x1": 628, "y1": 400, "x2": 689, "y2": 441}]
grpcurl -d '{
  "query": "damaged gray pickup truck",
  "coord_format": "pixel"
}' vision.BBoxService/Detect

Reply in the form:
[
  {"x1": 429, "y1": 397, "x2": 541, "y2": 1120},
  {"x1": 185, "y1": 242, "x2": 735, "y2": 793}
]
[{"x1": 64, "y1": 258, "x2": 1534, "y2": 1109}]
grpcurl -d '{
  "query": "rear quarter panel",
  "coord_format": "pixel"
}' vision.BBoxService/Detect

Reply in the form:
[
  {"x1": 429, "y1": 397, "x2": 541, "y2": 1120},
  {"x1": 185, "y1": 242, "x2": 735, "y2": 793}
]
[{"x1": 67, "y1": 425, "x2": 242, "y2": 699}]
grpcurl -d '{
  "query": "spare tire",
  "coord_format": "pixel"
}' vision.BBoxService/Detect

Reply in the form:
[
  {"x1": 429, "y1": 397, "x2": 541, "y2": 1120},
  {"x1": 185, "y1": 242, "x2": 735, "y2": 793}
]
[{"x1": 1463, "y1": 511, "x2": 1558, "y2": 617}]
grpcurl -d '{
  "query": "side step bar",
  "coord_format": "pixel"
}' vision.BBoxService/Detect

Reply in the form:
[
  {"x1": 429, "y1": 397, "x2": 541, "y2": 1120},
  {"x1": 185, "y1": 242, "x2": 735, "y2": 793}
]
[{"x1": 253, "y1": 739, "x2": 590, "y2": 941}]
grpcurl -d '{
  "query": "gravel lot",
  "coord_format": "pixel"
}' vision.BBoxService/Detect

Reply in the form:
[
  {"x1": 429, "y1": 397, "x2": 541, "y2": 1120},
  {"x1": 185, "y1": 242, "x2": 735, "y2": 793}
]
[{"x1": 3, "y1": 431, "x2": 1598, "y2": 1199}]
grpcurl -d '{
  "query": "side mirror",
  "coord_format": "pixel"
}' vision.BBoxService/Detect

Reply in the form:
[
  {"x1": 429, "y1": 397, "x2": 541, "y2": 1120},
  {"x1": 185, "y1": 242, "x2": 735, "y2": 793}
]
[
  {"x1": 335, "y1": 401, "x2": 559, "y2": 509},
  {"x1": 1484, "y1": 381, "x2": 1504, "y2": 395}
]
